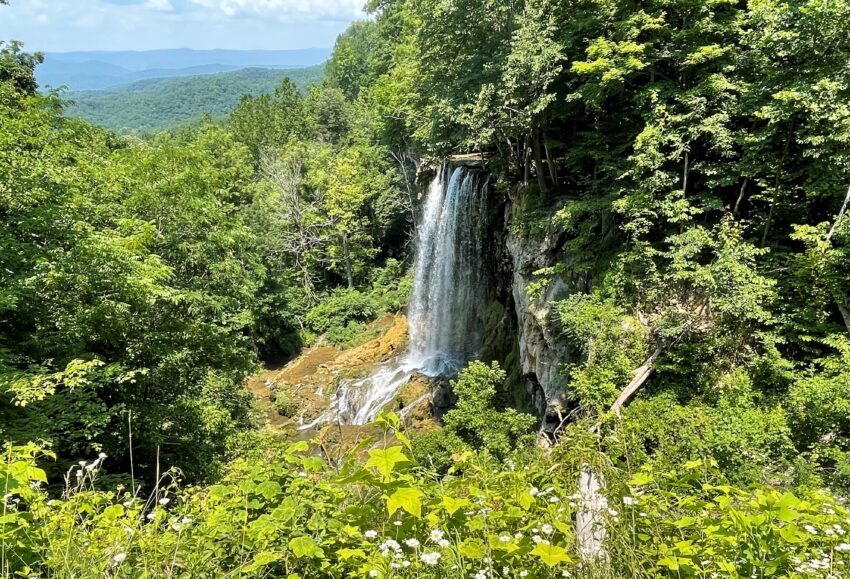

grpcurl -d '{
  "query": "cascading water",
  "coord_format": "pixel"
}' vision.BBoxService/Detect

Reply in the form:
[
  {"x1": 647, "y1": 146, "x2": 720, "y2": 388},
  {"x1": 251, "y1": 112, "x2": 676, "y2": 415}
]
[{"x1": 300, "y1": 165, "x2": 489, "y2": 429}]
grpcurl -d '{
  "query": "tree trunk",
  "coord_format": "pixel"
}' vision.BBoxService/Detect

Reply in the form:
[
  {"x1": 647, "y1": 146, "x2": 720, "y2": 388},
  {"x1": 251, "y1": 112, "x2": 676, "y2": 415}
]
[
  {"x1": 838, "y1": 302, "x2": 850, "y2": 336},
  {"x1": 544, "y1": 141, "x2": 558, "y2": 190},
  {"x1": 342, "y1": 233, "x2": 354, "y2": 289},
  {"x1": 682, "y1": 151, "x2": 689, "y2": 195},
  {"x1": 733, "y1": 177, "x2": 749, "y2": 218},
  {"x1": 532, "y1": 129, "x2": 547, "y2": 193},
  {"x1": 761, "y1": 123, "x2": 795, "y2": 246},
  {"x1": 610, "y1": 345, "x2": 664, "y2": 415},
  {"x1": 577, "y1": 465, "x2": 608, "y2": 564},
  {"x1": 827, "y1": 183, "x2": 850, "y2": 241}
]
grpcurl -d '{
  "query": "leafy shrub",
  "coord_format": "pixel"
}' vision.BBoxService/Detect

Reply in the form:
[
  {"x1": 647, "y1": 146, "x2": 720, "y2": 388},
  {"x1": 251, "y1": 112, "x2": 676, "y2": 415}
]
[
  {"x1": 440, "y1": 361, "x2": 537, "y2": 460},
  {"x1": 304, "y1": 288, "x2": 377, "y2": 342},
  {"x1": 5, "y1": 421, "x2": 850, "y2": 578},
  {"x1": 557, "y1": 293, "x2": 648, "y2": 410}
]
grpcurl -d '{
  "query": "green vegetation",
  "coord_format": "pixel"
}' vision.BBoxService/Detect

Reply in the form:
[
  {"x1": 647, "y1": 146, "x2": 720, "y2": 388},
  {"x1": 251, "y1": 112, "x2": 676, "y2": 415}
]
[
  {"x1": 66, "y1": 65, "x2": 325, "y2": 134},
  {"x1": 3, "y1": 0, "x2": 850, "y2": 575}
]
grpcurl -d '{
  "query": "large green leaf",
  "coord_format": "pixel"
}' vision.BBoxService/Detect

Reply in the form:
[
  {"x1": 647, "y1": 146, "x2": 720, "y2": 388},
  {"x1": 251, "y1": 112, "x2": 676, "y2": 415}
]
[
  {"x1": 289, "y1": 536, "x2": 325, "y2": 559},
  {"x1": 386, "y1": 486, "x2": 423, "y2": 518},
  {"x1": 366, "y1": 446, "x2": 408, "y2": 480}
]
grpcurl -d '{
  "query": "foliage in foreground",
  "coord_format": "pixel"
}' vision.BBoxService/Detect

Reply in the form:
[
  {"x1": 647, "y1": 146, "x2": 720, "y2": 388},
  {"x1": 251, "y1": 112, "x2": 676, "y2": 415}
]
[{"x1": 4, "y1": 416, "x2": 850, "y2": 578}]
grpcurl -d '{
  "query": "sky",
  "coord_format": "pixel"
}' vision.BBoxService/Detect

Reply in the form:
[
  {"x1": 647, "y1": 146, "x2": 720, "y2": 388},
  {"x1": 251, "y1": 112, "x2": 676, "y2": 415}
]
[{"x1": 0, "y1": 0, "x2": 366, "y2": 52}]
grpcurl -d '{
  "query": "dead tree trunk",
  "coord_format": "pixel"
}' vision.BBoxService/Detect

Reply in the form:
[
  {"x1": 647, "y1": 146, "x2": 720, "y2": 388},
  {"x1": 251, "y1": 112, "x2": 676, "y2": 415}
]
[
  {"x1": 577, "y1": 465, "x2": 608, "y2": 565},
  {"x1": 827, "y1": 183, "x2": 850, "y2": 241},
  {"x1": 610, "y1": 345, "x2": 664, "y2": 416}
]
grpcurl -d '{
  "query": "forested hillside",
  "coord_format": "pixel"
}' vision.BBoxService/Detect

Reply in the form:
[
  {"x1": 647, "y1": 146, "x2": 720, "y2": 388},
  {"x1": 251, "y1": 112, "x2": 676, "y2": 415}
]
[
  {"x1": 2, "y1": 0, "x2": 850, "y2": 577},
  {"x1": 66, "y1": 65, "x2": 326, "y2": 133}
]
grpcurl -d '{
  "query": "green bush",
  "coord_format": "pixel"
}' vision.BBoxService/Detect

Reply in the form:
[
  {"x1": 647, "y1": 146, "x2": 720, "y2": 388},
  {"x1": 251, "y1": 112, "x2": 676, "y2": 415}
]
[
  {"x1": 5, "y1": 422, "x2": 850, "y2": 578},
  {"x1": 441, "y1": 361, "x2": 537, "y2": 460},
  {"x1": 304, "y1": 288, "x2": 377, "y2": 342}
]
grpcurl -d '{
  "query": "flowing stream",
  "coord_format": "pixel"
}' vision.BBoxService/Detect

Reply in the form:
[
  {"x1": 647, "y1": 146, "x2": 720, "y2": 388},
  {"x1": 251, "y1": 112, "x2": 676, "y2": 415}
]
[{"x1": 300, "y1": 165, "x2": 489, "y2": 429}]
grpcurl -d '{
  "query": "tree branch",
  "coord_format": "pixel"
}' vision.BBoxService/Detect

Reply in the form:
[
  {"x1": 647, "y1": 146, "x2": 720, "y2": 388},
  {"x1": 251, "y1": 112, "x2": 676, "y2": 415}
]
[{"x1": 609, "y1": 345, "x2": 664, "y2": 415}]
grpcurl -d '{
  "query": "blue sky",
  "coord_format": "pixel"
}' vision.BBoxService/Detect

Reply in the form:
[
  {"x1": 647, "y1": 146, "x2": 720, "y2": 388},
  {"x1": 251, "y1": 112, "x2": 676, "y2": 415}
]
[{"x1": 0, "y1": 0, "x2": 366, "y2": 52}]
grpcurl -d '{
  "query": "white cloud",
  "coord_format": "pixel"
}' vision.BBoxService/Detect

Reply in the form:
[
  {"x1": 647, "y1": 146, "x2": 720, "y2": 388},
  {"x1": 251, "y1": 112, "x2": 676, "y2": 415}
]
[
  {"x1": 188, "y1": 0, "x2": 364, "y2": 20},
  {"x1": 35, "y1": 14, "x2": 49, "y2": 24},
  {"x1": 143, "y1": 0, "x2": 175, "y2": 11}
]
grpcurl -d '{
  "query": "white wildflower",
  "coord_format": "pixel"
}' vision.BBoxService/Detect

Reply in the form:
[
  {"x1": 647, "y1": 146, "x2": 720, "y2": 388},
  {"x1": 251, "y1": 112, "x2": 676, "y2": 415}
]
[
  {"x1": 438, "y1": 539, "x2": 450, "y2": 548},
  {"x1": 499, "y1": 535, "x2": 511, "y2": 543},
  {"x1": 623, "y1": 496, "x2": 637, "y2": 506},
  {"x1": 158, "y1": 498, "x2": 170, "y2": 506},
  {"x1": 420, "y1": 551, "x2": 441, "y2": 566},
  {"x1": 112, "y1": 553, "x2": 126, "y2": 565},
  {"x1": 364, "y1": 529, "x2": 378, "y2": 539},
  {"x1": 429, "y1": 529, "x2": 444, "y2": 542},
  {"x1": 404, "y1": 538, "x2": 420, "y2": 548},
  {"x1": 369, "y1": 570, "x2": 379, "y2": 578},
  {"x1": 541, "y1": 523, "x2": 554, "y2": 535}
]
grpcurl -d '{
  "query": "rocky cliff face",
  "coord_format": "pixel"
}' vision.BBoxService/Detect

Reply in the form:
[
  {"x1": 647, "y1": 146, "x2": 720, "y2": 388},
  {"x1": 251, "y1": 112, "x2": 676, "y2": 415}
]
[{"x1": 501, "y1": 186, "x2": 578, "y2": 432}]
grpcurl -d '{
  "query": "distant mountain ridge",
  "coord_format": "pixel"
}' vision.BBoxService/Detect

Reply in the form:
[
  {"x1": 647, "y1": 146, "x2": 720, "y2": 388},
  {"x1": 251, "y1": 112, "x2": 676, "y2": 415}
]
[
  {"x1": 38, "y1": 48, "x2": 331, "y2": 91},
  {"x1": 65, "y1": 64, "x2": 325, "y2": 134}
]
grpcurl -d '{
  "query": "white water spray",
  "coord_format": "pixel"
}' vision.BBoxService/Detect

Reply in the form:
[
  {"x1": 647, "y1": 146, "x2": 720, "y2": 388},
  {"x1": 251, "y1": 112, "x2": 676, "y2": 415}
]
[{"x1": 300, "y1": 165, "x2": 489, "y2": 429}]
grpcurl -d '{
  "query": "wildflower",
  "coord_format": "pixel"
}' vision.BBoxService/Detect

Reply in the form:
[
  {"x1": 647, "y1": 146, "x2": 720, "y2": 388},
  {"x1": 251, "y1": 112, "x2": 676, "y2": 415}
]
[
  {"x1": 519, "y1": 572, "x2": 529, "y2": 578},
  {"x1": 474, "y1": 572, "x2": 487, "y2": 579},
  {"x1": 499, "y1": 535, "x2": 511, "y2": 543},
  {"x1": 623, "y1": 496, "x2": 637, "y2": 506},
  {"x1": 78, "y1": 461, "x2": 86, "y2": 467},
  {"x1": 98, "y1": 452, "x2": 107, "y2": 460},
  {"x1": 298, "y1": 471, "x2": 307, "y2": 477},
  {"x1": 146, "y1": 512, "x2": 156, "y2": 520},
  {"x1": 112, "y1": 553, "x2": 126, "y2": 565},
  {"x1": 364, "y1": 529, "x2": 378, "y2": 539},
  {"x1": 181, "y1": 517, "x2": 191, "y2": 525},
  {"x1": 438, "y1": 539, "x2": 450, "y2": 548},
  {"x1": 804, "y1": 524, "x2": 818, "y2": 535},
  {"x1": 514, "y1": 532, "x2": 524, "y2": 539},
  {"x1": 541, "y1": 523, "x2": 554, "y2": 535},
  {"x1": 530, "y1": 487, "x2": 540, "y2": 496},
  {"x1": 837, "y1": 543, "x2": 850, "y2": 552},
  {"x1": 549, "y1": 496, "x2": 560, "y2": 503},
  {"x1": 429, "y1": 529, "x2": 444, "y2": 543},
  {"x1": 369, "y1": 571, "x2": 379, "y2": 578},
  {"x1": 420, "y1": 551, "x2": 441, "y2": 566},
  {"x1": 483, "y1": 557, "x2": 492, "y2": 563},
  {"x1": 405, "y1": 538, "x2": 420, "y2": 548},
  {"x1": 158, "y1": 498, "x2": 170, "y2": 506},
  {"x1": 402, "y1": 560, "x2": 411, "y2": 567},
  {"x1": 122, "y1": 500, "x2": 133, "y2": 508}
]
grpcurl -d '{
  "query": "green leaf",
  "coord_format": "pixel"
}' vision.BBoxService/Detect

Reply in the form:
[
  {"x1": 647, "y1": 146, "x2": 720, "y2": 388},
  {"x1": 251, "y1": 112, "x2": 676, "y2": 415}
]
[
  {"x1": 242, "y1": 551, "x2": 284, "y2": 572},
  {"x1": 458, "y1": 538, "x2": 485, "y2": 559},
  {"x1": 365, "y1": 446, "x2": 408, "y2": 480},
  {"x1": 337, "y1": 548, "x2": 365, "y2": 560},
  {"x1": 386, "y1": 487, "x2": 422, "y2": 518},
  {"x1": 256, "y1": 481, "x2": 283, "y2": 500},
  {"x1": 441, "y1": 496, "x2": 470, "y2": 515},
  {"x1": 289, "y1": 536, "x2": 324, "y2": 559},
  {"x1": 531, "y1": 543, "x2": 572, "y2": 566},
  {"x1": 779, "y1": 523, "x2": 804, "y2": 543}
]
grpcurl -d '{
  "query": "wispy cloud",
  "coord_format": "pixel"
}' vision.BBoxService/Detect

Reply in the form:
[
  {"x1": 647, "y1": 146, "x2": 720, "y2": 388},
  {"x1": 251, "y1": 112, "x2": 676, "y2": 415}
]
[
  {"x1": 143, "y1": 0, "x2": 175, "y2": 11},
  {"x1": 187, "y1": 0, "x2": 364, "y2": 19},
  {"x1": 0, "y1": 0, "x2": 362, "y2": 51}
]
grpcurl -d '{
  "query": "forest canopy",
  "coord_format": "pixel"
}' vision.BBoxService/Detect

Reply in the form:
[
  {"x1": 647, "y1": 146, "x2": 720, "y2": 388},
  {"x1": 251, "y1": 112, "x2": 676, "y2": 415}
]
[{"x1": 2, "y1": 0, "x2": 850, "y2": 576}]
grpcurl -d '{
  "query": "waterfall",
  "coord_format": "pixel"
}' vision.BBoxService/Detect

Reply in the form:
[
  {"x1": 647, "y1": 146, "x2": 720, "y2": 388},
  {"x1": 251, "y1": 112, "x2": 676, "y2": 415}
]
[
  {"x1": 300, "y1": 165, "x2": 489, "y2": 429},
  {"x1": 407, "y1": 165, "x2": 489, "y2": 375}
]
